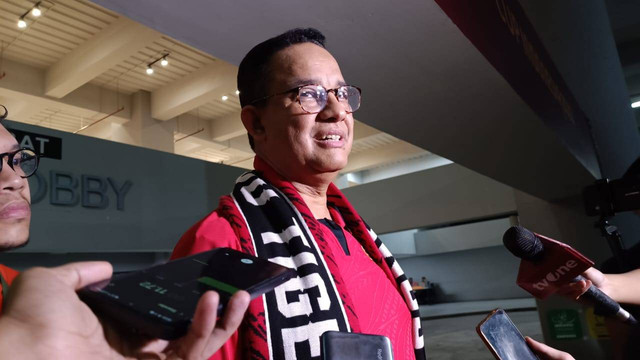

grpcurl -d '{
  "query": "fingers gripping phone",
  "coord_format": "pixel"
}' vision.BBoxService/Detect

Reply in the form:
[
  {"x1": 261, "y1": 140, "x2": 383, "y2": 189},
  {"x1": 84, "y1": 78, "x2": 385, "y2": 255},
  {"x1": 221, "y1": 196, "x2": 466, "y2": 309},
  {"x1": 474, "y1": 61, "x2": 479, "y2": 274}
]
[
  {"x1": 477, "y1": 309, "x2": 539, "y2": 360},
  {"x1": 79, "y1": 248, "x2": 296, "y2": 340}
]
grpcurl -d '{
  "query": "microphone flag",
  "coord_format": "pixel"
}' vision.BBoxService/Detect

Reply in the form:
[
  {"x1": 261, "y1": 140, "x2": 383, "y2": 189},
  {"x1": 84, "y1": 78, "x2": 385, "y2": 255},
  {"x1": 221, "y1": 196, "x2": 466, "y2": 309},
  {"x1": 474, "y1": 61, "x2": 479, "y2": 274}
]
[{"x1": 516, "y1": 233, "x2": 593, "y2": 299}]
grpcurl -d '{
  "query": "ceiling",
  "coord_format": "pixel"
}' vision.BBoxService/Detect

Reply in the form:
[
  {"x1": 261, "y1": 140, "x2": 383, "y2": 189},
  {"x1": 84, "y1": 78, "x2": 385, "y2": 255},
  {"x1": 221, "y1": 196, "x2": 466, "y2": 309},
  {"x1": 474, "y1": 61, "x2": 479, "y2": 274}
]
[
  {"x1": 85, "y1": 0, "x2": 639, "y2": 201},
  {"x1": 1, "y1": 0, "x2": 638, "y2": 198},
  {"x1": 0, "y1": 0, "x2": 429, "y2": 173},
  {"x1": 605, "y1": 0, "x2": 640, "y2": 105}
]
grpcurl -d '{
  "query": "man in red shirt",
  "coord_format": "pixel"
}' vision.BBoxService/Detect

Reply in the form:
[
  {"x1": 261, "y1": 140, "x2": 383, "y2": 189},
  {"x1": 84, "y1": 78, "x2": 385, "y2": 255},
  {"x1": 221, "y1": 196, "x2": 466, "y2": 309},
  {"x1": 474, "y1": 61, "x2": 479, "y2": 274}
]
[{"x1": 172, "y1": 28, "x2": 425, "y2": 360}]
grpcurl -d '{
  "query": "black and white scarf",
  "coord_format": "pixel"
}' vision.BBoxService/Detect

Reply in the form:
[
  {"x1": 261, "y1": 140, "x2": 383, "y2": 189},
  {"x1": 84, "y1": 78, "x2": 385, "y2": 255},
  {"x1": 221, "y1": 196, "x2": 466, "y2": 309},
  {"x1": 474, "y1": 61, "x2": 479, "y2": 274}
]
[{"x1": 222, "y1": 166, "x2": 425, "y2": 359}]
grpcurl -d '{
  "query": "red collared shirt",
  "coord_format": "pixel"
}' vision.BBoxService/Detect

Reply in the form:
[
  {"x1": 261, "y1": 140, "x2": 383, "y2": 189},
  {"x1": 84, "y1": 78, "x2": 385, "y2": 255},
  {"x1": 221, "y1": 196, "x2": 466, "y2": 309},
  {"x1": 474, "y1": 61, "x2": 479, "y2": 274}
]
[{"x1": 0, "y1": 264, "x2": 19, "y2": 315}]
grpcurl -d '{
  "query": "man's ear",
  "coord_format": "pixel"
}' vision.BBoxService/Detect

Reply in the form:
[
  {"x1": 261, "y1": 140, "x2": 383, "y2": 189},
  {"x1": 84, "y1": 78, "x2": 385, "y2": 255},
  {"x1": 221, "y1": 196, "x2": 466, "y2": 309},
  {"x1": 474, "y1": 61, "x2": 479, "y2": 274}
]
[{"x1": 241, "y1": 106, "x2": 265, "y2": 140}]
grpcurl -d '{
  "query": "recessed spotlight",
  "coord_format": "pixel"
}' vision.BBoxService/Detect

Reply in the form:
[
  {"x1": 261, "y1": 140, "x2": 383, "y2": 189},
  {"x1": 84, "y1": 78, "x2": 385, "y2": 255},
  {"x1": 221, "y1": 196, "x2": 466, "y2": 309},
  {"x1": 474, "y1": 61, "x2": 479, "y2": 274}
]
[
  {"x1": 31, "y1": 6, "x2": 41, "y2": 17},
  {"x1": 160, "y1": 57, "x2": 168, "y2": 67},
  {"x1": 632, "y1": 101, "x2": 640, "y2": 109},
  {"x1": 17, "y1": 18, "x2": 27, "y2": 28},
  {"x1": 235, "y1": 90, "x2": 240, "y2": 95},
  {"x1": 146, "y1": 66, "x2": 154, "y2": 75},
  {"x1": 221, "y1": 95, "x2": 229, "y2": 101}
]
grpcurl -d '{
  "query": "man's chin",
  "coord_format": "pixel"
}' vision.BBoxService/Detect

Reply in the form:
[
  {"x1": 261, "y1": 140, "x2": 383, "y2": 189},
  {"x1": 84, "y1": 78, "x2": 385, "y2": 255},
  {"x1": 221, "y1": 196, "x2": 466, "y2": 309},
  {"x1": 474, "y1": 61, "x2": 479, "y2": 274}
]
[
  {"x1": 313, "y1": 165, "x2": 345, "y2": 176},
  {"x1": 312, "y1": 157, "x2": 348, "y2": 173},
  {"x1": 0, "y1": 237, "x2": 30, "y2": 252}
]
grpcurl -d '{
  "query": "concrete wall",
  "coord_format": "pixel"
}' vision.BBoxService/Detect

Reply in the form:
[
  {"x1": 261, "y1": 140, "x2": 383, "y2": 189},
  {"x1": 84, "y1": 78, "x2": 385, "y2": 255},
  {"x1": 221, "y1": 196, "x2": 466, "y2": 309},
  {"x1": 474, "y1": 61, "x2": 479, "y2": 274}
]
[
  {"x1": 0, "y1": 120, "x2": 245, "y2": 270},
  {"x1": 398, "y1": 246, "x2": 530, "y2": 302},
  {"x1": 344, "y1": 165, "x2": 526, "y2": 302},
  {"x1": 414, "y1": 217, "x2": 514, "y2": 256},
  {"x1": 2, "y1": 125, "x2": 529, "y2": 305},
  {"x1": 342, "y1": 163, "x2": 517, "y2": 234}
]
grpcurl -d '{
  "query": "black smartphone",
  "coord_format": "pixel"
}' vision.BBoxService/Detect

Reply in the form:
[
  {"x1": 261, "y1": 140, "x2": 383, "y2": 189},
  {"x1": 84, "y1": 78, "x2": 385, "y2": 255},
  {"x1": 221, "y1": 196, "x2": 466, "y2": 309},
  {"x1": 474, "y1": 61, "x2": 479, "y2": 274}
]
[
  {"x1": 476, "y1": 308, "x2": 539, "y2": 360},
  {"x1": 320, "y1": 331, "x2": 394, "y2": 360},
  {"x1": 79, "y1": 248, "x2": 296, "y2": 340}
]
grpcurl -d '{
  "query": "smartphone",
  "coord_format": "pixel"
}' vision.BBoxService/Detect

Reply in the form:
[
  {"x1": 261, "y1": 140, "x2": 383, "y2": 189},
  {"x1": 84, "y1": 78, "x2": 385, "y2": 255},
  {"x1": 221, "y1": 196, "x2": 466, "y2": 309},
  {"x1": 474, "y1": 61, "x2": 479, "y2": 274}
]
[
  {"x1": 79, "y1": 248, "x2": 296, "y2": 340},
  {"x1": 476, "y1": 309, "x2": 539, "y2": 360},
  {"x1": 320, "y1": 331, "x2": 394, "y2": 360}
]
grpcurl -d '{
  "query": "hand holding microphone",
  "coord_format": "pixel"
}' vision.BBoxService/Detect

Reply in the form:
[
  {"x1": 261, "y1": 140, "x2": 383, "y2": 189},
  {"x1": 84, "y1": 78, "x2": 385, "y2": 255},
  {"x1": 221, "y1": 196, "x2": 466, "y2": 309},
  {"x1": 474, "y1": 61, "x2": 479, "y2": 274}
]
[
  {"x1": 555, "y1": 267, "x2": 610, "y2": 300},
  {"x1": 502, "y1": 226, "x2": 637, "y2": 326}
]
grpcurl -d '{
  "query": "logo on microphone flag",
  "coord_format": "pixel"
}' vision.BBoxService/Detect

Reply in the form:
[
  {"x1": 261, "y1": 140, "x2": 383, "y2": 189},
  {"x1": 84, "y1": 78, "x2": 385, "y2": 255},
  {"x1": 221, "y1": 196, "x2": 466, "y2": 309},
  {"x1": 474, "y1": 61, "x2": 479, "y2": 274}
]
[{"x1": 516, "y1": 233, "x2": 593, "y2": 299}]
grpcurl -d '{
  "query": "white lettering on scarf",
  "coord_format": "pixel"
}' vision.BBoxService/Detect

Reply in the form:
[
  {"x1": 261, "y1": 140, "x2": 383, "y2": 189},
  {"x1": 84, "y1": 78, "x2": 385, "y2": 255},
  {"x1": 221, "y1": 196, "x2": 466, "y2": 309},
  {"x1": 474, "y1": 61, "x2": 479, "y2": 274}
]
[
  {"x1": 260, "y1": 220, "x2": 329, "y2": 316},
  {"x1": 281, "y1": 319, "x2": 339, "y2": 360},
  {"x1": 274, "y1": 273, "x2": 331, "y2": 317}
]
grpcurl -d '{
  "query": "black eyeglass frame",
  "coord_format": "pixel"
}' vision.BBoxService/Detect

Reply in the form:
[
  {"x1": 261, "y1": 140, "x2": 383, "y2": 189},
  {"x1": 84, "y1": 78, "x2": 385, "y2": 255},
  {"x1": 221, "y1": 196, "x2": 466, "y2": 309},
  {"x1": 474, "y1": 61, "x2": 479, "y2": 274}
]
[
  {"x1": 248, "y1": 84, "x2": 362, "y2": 114},
  {"x1": 0, "y1": 148, "x2": 40, "y2": 178}
]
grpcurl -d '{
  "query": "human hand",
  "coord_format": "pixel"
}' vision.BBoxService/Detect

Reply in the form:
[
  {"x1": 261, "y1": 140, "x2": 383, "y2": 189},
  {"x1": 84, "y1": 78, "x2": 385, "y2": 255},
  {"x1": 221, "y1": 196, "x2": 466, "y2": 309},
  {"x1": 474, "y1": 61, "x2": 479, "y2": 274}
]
[
  {"x1": 525, "y1": 337, "x2": 575, "y2": 360},
  {"x1": 0, "y1": 262, "x2": 249, "y2": 360},
  {"x1": 159, "y1": 287, "x2": 249, "y2": 359},
  {"x1": 555, "y1": 267, "x2": 611, "y2": 301}
]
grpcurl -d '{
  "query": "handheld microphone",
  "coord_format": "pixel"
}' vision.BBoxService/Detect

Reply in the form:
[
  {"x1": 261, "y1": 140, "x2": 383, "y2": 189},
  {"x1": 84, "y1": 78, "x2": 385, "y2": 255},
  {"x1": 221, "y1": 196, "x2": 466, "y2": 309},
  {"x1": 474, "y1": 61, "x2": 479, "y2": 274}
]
[{"x1": 503, "y1": 226, "x2": 637, "y2": 326}]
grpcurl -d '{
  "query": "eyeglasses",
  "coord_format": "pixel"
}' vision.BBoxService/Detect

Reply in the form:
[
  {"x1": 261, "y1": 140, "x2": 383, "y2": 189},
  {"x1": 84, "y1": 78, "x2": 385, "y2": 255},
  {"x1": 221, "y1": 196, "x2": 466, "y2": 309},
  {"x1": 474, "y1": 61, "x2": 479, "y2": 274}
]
[
  {"x1": 250, "y1": 84, "x2": 362, "y2": 114},
  {"x1": 0, "y1": 148, "x2": 39, "y2": 178}
]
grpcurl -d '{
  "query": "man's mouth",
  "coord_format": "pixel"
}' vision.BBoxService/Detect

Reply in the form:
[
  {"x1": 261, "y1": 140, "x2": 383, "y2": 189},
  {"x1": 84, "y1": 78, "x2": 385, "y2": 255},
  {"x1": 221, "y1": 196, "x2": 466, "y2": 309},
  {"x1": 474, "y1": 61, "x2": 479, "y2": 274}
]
[
  {"x1": 319, "y1": 134, "x2": 342, "y2": 141},
  {"x1": 0, "y1": 201, "x2": 30, "y2": 220}
]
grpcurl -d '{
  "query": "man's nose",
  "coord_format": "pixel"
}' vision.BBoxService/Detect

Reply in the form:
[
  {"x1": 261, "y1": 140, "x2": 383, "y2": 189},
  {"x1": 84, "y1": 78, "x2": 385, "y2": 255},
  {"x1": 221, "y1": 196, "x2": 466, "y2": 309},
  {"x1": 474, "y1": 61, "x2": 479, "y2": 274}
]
[
  {"x1": 318, "y1": 92, "x2": 347, "y2": 122},
  {"x1": 0, "y1": 158, "x2": 26, "y2": 192}
]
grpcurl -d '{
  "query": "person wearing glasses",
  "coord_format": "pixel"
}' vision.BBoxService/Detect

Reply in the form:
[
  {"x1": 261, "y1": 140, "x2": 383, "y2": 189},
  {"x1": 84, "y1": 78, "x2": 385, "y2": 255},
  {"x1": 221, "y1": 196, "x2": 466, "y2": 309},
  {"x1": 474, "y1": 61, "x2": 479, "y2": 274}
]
[
  {"x1": 0, "y1": 108, "x2": 250, "y2": 359},
  {"x1": 0, "y1": 106, "x2": 38, "y2": 313},
  {"x1": 171, "y1": 28, "x2": 425, "y2": 360}
]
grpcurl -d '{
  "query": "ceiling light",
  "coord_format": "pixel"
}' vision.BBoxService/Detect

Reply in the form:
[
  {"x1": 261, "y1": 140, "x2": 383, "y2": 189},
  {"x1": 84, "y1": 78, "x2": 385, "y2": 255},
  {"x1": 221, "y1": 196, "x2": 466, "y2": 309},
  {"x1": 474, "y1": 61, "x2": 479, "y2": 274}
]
[
  {"x1": 17, "y1": 18, "x2": 27, "y2": 28},
  {"x1": 632, "y1": 101, "x2": 640, "y2": 109},
  {"x1": 31, "y1": 6, "x2": 41, "y2": 17},
  {"x1": 235, "y1": 90, "x2": 240, "y2": 95},
  {"x1": 221, "y1": 95, "x2": 228, "y2": 101},
  {"x1": 146, "y1": 53, "x2": 170, "y2": 73}
]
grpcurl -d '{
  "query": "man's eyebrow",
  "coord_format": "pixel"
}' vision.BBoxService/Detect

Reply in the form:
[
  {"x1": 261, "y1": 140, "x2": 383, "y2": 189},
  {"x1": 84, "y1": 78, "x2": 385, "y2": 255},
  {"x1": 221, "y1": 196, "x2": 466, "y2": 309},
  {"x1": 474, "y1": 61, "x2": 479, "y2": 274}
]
[
  {"x1": 287, "y1": 79, "x2": 348, "y2": 88},
  {"x1": 286, "y1": 79, "x2": 319, "y2": 88}
]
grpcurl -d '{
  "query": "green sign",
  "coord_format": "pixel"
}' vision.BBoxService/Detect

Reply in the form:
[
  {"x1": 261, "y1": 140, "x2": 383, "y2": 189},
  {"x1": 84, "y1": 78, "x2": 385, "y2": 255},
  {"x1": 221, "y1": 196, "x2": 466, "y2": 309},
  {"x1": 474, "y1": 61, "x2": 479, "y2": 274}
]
[{"x1": 548, "y1": 309, "x2": 583, "y2": 340}]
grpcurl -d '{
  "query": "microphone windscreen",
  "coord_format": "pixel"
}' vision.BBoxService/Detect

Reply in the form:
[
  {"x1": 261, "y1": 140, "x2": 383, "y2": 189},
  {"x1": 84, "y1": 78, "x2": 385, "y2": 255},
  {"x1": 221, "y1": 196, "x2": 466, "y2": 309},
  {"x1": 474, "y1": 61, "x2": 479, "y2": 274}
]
[{"x1": 502, "y1": 226, "x2": 544, "y2": 261}]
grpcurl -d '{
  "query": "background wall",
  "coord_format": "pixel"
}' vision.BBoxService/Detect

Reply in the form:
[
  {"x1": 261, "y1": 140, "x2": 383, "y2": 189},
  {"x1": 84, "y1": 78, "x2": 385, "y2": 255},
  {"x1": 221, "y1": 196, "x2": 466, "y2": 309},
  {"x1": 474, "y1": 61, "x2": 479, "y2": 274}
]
[
  {"x1": 0, "y1": 120, "x2": 245, "y2": 269},
  {"x1": 342, "y1": 163, "x2": 517, "y2": 233},
  {"x1": 346, "y1": 166, "x2": 529, "y2": 303},
  {"x1": 398, "y1": 246, "x2": 530, "y2": 302},
  {"x1": 1, "y1": 121, "x2": 532, "y2": 304}
]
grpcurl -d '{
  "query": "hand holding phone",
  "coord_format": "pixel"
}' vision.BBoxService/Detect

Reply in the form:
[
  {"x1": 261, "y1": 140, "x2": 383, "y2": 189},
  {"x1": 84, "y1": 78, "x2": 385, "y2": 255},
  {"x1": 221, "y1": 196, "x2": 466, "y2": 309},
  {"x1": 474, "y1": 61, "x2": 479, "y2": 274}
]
[
  {"x1": 477, "y1": 308, "x2": 539, "y2": 360},
  {"x1": 525, "y1": 337, "x2": 575, "y2": 360},
  {"x1": 79, "y1": 248, "x2": 296, "y2": 339},
  {"x1": 0, "y1": 261, "x2": 250, "y2": 360}
]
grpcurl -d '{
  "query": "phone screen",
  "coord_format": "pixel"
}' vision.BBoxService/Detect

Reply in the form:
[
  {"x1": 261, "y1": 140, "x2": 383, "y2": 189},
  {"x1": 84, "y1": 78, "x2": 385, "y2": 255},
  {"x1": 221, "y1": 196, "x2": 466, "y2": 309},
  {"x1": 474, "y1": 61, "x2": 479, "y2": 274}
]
[
  {"x1": 477, "y1": 309, "x2": 539, "y2": 360},
  {"x1": 79, "y1": 248, "x2": 296, "y2": 339}
]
